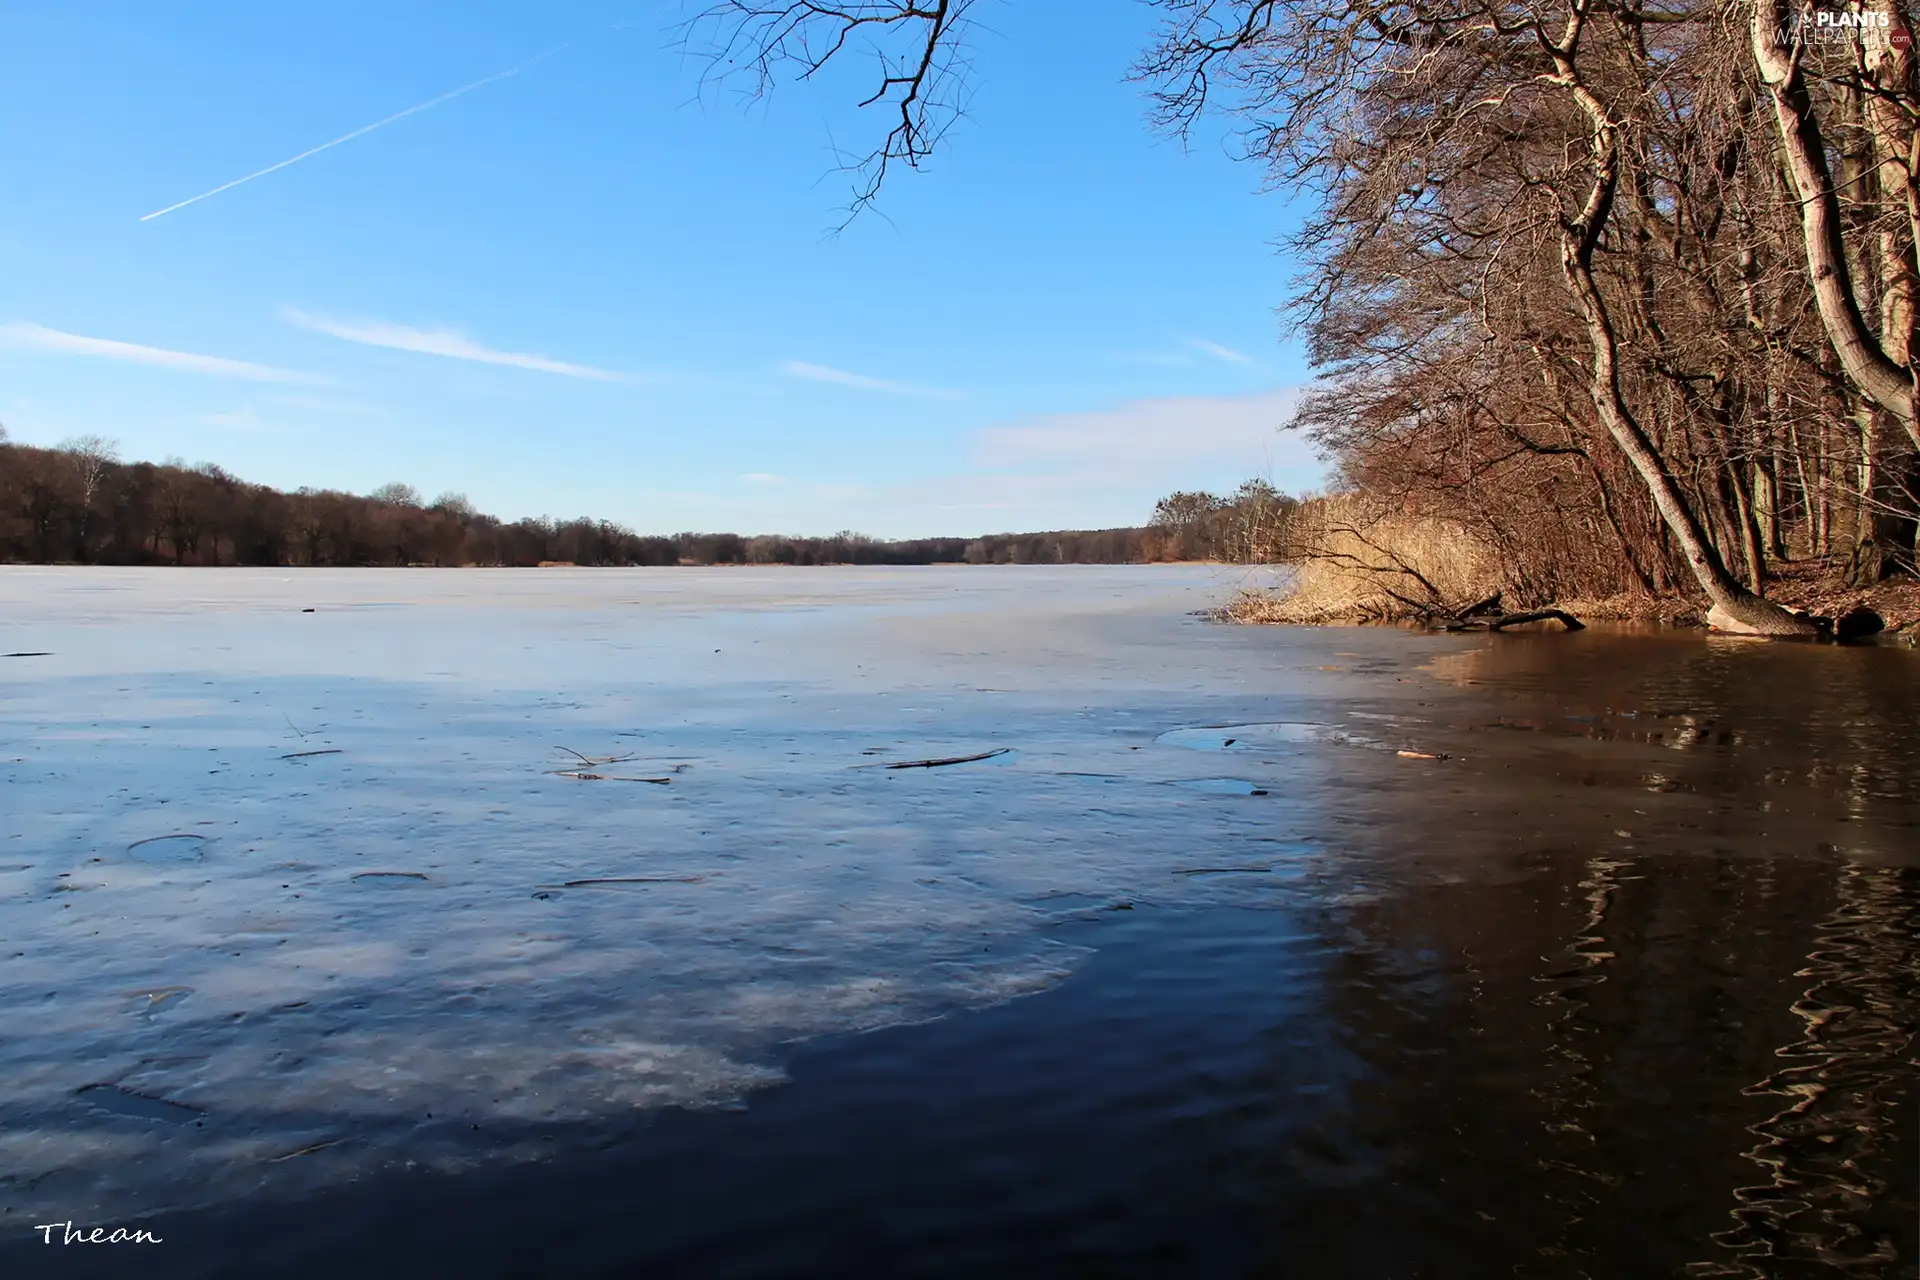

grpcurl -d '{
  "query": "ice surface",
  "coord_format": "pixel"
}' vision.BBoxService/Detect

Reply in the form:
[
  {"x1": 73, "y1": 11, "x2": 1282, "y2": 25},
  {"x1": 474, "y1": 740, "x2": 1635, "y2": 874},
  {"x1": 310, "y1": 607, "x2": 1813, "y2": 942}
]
[
  {"x1": 1167, "y1": 778, "x2": 1271, "y2": 796},
  {"x1": 0, "y1": 565, "x2": 1365, "y2": 1219}
]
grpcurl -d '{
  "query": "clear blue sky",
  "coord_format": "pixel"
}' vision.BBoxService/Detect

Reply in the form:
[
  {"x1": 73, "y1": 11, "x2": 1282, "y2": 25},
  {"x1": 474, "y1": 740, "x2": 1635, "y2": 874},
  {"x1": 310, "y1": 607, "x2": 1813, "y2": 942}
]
[{"x1": 0, "y1": 1, "x2": 1323, "y2": 538}]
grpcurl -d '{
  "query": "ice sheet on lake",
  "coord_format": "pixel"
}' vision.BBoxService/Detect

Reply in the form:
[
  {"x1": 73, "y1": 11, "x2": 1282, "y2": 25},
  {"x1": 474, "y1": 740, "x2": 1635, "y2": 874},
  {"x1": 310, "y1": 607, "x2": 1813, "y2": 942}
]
[{"x1": 0, "y1": 567, "x2": 1362, "y2": 1219}]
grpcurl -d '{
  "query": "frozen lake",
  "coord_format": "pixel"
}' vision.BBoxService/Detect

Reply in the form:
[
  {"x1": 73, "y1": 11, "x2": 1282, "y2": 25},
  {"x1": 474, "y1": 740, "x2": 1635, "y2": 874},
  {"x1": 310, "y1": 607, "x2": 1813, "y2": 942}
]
[
  {"x1": 3, "y1": 565, "x2": 1313, "y2": 1216},
  {"x1": 2, "y1": 566, "x2": 1914, "y2": 1277}
]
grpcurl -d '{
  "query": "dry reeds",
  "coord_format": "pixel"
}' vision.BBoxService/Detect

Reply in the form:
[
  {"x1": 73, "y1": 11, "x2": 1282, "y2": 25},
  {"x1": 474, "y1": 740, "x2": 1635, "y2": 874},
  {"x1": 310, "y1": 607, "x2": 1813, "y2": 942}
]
[{"x1": 1226, "y1": 495, "x2": 1504, "y2": 625}]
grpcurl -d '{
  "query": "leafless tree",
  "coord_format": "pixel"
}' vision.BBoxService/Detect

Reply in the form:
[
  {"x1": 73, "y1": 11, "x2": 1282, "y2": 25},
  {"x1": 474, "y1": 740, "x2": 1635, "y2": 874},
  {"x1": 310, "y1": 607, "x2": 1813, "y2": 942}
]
[
  {"x1": 369, "y1": 482, "x2": 423, "y2": 507},
  {"x1": 57, "y1": 434, "x2": 119, "y2": 561}
]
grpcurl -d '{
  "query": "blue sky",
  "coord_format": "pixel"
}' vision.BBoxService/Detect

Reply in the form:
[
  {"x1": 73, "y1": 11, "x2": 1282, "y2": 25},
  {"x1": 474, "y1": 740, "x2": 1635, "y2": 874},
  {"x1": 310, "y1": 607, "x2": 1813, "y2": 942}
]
[{"x1": 0, "y1": 1, "x2": 1323, "y2": 538}]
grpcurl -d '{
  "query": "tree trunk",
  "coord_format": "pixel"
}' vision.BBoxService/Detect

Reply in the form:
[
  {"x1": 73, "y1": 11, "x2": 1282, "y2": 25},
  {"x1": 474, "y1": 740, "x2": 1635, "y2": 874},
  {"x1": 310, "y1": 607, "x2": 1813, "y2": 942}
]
[
  {"x1": 1730, "y1": 464, "x2": 1767, "y2": 593},
  {"x1": 1755, "y1": 450, "x2": 1784, "y2": 559},
  {"x1": 1751, "y1": 0, "x2": 1920, "y2": 448},
  {"x1": 1552, "y1": 36, "x2": 1817, "y2": 634}
]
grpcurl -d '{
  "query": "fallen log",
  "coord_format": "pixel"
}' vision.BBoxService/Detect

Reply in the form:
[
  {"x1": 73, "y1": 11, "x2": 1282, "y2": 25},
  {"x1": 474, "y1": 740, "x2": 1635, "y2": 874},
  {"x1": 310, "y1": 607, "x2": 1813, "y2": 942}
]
[
  {"x1": 1453, "y1": 591, "x2": 1504, "y2": 619},
  {"x1": 1487, "y1": 609, "x2": 1585, "y2": 632},
  {"x1": 1442, "y1": 609, "x2": 1585, "y2": 633}
]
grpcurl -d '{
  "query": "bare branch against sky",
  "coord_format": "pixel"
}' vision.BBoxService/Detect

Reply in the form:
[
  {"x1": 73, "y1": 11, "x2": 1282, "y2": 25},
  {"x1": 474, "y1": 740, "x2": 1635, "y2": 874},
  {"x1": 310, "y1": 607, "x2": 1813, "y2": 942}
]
[{"x1": 687, "y1": 2, "x2": 977, "y2": 221}]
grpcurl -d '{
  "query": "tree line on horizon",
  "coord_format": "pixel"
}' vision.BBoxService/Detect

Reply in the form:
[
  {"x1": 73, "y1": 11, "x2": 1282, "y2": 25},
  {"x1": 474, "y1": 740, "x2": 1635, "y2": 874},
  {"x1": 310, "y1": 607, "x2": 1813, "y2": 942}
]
[{"x1": 0, "y1": 431, "x2": 1293, "y2": 567}]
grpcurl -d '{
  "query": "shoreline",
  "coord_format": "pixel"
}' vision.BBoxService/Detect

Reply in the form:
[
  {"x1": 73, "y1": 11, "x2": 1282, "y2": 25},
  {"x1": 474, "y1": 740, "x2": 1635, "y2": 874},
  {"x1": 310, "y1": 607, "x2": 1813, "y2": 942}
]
[{"x1": 1221, "y1": 557, "x2": 1920, "y2": 640}]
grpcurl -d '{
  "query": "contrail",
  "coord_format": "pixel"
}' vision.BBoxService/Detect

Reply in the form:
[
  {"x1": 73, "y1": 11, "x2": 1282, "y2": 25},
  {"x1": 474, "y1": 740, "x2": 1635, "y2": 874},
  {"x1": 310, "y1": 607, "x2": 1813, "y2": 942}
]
[{"x1": 140, "y1": 44, "x2": 569, "y2": 222}]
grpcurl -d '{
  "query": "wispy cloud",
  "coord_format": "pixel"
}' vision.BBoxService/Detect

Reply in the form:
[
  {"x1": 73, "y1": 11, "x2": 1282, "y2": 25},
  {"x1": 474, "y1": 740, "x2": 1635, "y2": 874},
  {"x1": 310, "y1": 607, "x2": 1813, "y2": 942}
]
[
  {"x1": 775, "y1": 389, "x2": 1325, "y2": 533},
  {"x1": 139, "y1": 46, "x2": 570, "y2": 222},
  {"x1": 1188, "y1": 338, "x2": 1256, "y2": 365},
  {"x1": 284, "y1": 309, "x2": 624, "y2": 381},
  {"x1": 780, "y1": 360, "x2": 956, "y2": 398},
  {"x1": 973, "y1": 388, "x2": 1312, "y2": 473},
  {"x1": 0, "y1": 322, "x2": 314, "y2": 383},
  {"x1": 739, "y1": 472, "x2": 787, "y2": 485}
]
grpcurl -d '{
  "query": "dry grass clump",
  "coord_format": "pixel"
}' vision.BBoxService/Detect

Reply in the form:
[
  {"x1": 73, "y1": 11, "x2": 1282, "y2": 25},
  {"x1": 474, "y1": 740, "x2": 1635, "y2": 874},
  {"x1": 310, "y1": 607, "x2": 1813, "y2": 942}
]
[{"x1": 1226, "y1": 495, "x2": 1503, "y2": 624}]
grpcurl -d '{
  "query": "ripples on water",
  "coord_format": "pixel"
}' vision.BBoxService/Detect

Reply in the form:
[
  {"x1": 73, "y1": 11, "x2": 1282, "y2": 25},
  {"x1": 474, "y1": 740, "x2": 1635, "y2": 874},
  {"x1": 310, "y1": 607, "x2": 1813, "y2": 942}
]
[{"x1": 1701, "y1": 866, "x2": 1919, "y2": 1277}]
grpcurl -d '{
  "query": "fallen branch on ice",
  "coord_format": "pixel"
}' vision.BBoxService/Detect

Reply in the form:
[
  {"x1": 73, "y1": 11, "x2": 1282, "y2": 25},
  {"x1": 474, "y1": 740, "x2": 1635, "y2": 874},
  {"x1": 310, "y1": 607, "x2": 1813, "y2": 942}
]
[
  {"x1": 883, "y1": 748, "x2": 1012, "y2": 770},
  {"x1": 545, "y1": 770, "x2": 672, "y2": 784}
]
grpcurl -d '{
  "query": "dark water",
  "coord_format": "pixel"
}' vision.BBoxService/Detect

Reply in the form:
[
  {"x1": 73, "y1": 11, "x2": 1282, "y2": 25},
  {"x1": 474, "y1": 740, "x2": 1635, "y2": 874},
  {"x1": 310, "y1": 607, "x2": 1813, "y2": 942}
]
[{"x1": 5, "y1": 611, "x2": 1916, "y2": 1279}]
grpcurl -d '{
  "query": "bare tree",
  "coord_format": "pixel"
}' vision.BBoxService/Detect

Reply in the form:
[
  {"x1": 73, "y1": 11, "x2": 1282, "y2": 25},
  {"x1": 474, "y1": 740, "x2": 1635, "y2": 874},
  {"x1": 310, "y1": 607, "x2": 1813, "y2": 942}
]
[
  {"x1": 431, "y1": 491, "x2": 477, "y2": 520},
  {"x1": 56, "y1": 434, "x2": 119, "y2": 562},
  {"x1": 369, "y1": 482, "x2": 423, "y2": 507}
]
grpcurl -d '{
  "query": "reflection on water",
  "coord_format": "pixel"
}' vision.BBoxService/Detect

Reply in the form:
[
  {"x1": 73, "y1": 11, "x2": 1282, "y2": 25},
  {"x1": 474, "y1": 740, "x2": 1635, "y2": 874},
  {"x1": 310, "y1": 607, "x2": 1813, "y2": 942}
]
[
  {"x1": 1421, "y1": 629, "x2": 1920, "y2": 825},
  {"x1": 1702, "y1": 865, "x2": 1919, "y2": 1276},
  {"x1": 1525, "y1": 853, "x2": 1633, "y2": 1278},
  {"x1": 1376, "y1": 631, "x2": 1919, "y2": 1276},
  {"x1": 1310, "y1": 852, "x2": 1916, "y2": 1279}
]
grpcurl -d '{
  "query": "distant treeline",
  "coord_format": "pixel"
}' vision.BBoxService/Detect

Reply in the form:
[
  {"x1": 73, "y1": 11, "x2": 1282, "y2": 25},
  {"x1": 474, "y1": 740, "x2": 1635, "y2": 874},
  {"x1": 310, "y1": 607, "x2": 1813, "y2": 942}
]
[{"x1": 0, "y1": 435, "x2": 1290, "y2": 567}]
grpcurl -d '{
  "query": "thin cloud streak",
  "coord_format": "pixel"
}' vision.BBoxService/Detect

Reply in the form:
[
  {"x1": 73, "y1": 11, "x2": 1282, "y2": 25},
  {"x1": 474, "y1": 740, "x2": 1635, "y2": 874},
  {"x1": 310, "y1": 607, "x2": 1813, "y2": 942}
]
[
  {"x1": 1188, "y1": 338, "x2": 1256, "y2": 365},
  {"x1": 284, "y1": 309, "x2": 624, "y2": 381},
  {"x1": 0, "y1": 322, "x2": 315, "y2": 383},
  {"x1": 781, "y1": 360, "x2": 956, "y2": 398},
  {"x1": 139, "y1": 45, "x2": 570, "y2": 222},
  {"x1": 1109, "y1": 340, "x2": 1260, "y2": 368}
]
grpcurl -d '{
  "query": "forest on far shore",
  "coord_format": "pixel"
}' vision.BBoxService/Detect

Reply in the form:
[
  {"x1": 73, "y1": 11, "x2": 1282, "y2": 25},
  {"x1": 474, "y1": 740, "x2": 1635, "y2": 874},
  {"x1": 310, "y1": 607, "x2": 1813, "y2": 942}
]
[{"x1": 0, "y1": 432, "x2": 1297, "y2": 568}]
